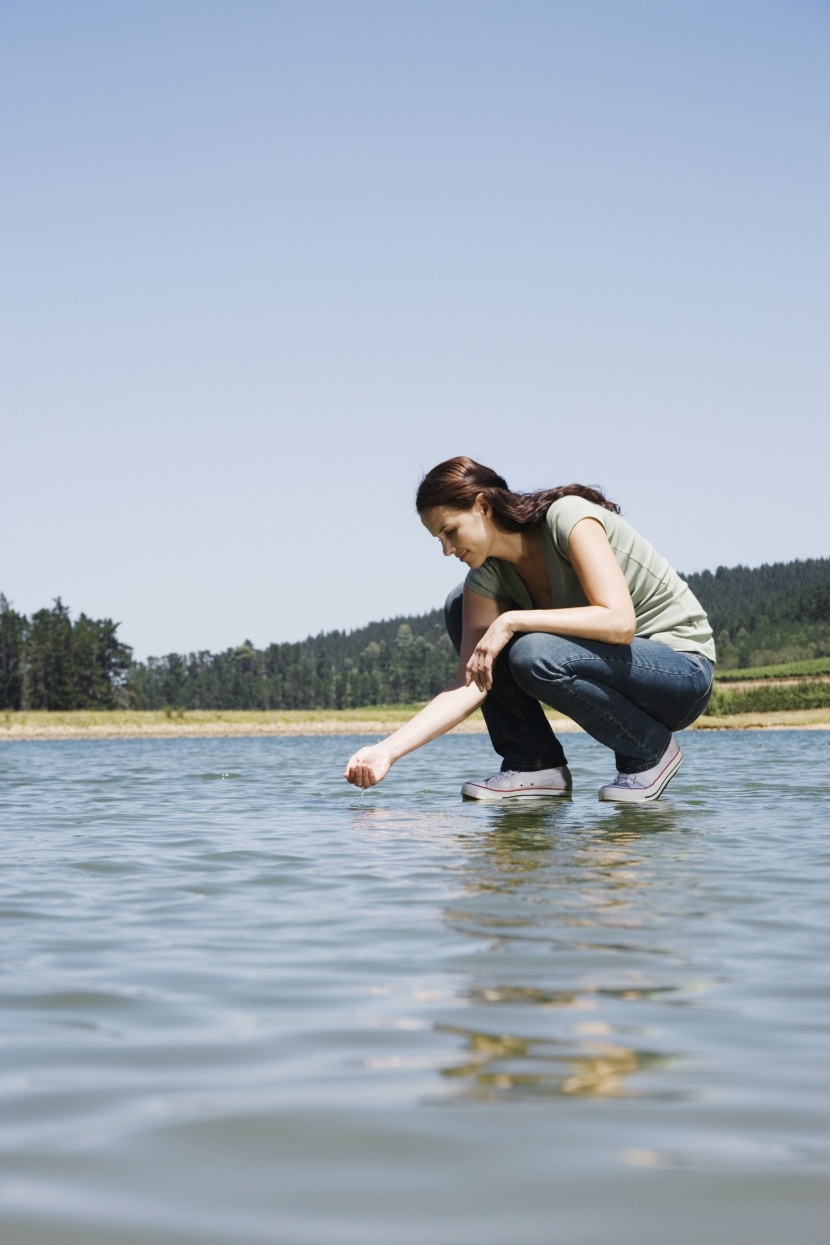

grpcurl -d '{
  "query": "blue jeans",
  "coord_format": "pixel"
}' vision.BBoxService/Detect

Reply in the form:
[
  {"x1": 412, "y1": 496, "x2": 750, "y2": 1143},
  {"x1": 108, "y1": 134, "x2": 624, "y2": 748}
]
[{"x1": 445, "y1": 583, "x2": 714, "y2": 775}]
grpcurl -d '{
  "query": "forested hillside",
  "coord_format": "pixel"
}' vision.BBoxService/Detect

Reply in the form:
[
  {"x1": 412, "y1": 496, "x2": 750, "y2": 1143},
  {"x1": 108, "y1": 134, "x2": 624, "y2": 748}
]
[
  {"x1": 0, "y1": 596, "x2": 131, "y2": 710},
  {"x1": 683, "y1": 558, "x2": 830, "y2": 669},
  {"x1": 682, "y1": 558, "x2": 830, "y2": 630},
  {"x1": 127, "y1": 614, "x2": 456, "y2": 711},
  {"x1": 3, "y1": 557, "x2": 829, "y2": 711}
]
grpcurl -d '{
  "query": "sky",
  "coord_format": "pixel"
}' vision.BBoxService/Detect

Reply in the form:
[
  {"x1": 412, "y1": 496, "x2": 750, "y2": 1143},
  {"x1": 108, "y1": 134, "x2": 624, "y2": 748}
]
[{"x1": 2, "y1": 0, "x2": 828, "y2": 659}]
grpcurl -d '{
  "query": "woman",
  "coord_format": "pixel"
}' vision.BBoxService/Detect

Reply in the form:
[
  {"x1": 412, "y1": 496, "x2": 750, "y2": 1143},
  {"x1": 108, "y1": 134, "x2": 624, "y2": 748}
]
[{"x1": 345, "y1": 457, "x2": 715, "y2": 803}]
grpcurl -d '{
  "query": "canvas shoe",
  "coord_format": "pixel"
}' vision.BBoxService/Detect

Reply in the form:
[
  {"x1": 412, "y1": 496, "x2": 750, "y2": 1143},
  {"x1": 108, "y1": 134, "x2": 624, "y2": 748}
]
[
  {"x1": 461, "y1": 765, "x2": 572, "y2": 801},
  {"x1": 598, "y1": 738, "x2": 683, "y2": 803}
]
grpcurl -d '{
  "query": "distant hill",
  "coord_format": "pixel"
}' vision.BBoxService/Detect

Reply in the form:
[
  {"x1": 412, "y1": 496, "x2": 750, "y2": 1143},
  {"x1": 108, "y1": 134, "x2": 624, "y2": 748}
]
[
  {"x1": 682, "y1": 558, "x2": 830, "y2": 631},
  {"x1": 3, "y1": 557, "x2": 829, "y2": 710},
  {"x1": 682, "y1": 558, "x2": 830, "y2": 669},
  {"x1": 126, "y1": 609, "x2": 457, "y2": 711},
  {"x1": 126, "y1": 556, "x2": 830, "y2": 708}
]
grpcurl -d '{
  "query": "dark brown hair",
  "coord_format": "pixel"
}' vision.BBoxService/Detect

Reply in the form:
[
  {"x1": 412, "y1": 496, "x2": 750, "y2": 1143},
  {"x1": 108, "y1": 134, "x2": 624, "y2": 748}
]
[{"x1": 415, "y1": 456, "x2": 620, "y2": 531}]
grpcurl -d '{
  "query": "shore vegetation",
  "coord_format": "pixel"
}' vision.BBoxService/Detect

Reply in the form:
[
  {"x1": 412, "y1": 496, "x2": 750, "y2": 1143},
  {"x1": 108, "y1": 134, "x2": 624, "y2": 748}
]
[
  {"x1": 2, "y1": 705, "x2": 829, "y2": 741},
  {"x1": 3, "y1": 557, "x2": 829, "y2": 715},
  {"x1": 715, "y1": 657, "x2": 830, "y2": 681}
]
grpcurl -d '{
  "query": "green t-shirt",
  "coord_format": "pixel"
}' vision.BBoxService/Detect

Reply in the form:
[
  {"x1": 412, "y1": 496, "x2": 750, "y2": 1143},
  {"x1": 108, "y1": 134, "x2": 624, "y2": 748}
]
[{"x1": 464, "y1": 496, "x2": 716, "y2": 662}]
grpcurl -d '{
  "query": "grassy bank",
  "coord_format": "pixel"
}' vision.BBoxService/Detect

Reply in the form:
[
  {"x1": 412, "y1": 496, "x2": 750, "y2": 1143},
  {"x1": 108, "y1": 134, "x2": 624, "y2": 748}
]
[
  {"x1": 708, "y1": 657, "x2": 830, "y2": 717},
  {"x1": 0, "y1": 706, "x2": 495, "y2": 740},
  {"x1": 716, "y1": 657, "x2": 830, "y2": 681},
  {"x1": 2, "y1": 705, "x2": 829, "y2": 740},
  {"x1": 708, "y1": 681, "x2": 830, "y2": 716}
]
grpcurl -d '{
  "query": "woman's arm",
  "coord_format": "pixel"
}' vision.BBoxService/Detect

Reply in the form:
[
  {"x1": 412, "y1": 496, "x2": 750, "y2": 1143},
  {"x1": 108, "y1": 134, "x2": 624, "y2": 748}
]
[
  {"x1": 344, "y1": 588, "x2": 502, "y2": 788},
  {"x1": 465, "y1": 518, "x2": 636, "y2": 692}
]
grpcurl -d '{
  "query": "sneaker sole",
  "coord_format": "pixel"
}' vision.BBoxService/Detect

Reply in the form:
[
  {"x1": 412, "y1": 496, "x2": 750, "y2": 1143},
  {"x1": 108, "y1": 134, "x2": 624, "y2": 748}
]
[
  {"x1": 598, "y1": 749, "x2": 683, "y2": 803},
  {"x1": 461, "y1": 783, "x2": 572, "y2": 801}
]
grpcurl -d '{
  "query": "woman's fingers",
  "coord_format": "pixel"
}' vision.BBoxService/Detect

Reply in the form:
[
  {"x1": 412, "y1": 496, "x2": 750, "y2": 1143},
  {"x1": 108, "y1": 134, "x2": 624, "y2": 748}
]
[
  {"x1": 345, "y1": 752, "x2": 369, "y2": 785},
  {"x1": 345, "y1": 748, "x2": 389, "y2": 787},
  {"x1": 465, "y1": 619, "x2": 510, "y2": 693},
  {"x1": 359, "y1": 762, "x2": 377, "y2": 787},
  {"x1": 465, "y1": 653, "x2": 491, "y2": 693},
  {"x1": 471, "y1": 641, "x2": 496, "y2": 689}
]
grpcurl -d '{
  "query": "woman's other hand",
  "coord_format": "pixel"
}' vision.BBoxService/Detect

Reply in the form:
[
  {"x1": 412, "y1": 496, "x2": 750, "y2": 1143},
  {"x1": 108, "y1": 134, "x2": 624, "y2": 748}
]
[
  {"x1": 464, "y1": 615, "x2": 515, "y2": 692},
  {"x1": 344, "y1": 744, "x2": 393, "y2": 788}
]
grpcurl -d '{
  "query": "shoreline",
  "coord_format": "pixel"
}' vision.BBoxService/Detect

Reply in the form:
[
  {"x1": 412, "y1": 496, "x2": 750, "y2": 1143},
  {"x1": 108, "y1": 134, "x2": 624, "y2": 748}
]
[{"x1": 2, "y1": 706, "x2": 830, "y2": 741}]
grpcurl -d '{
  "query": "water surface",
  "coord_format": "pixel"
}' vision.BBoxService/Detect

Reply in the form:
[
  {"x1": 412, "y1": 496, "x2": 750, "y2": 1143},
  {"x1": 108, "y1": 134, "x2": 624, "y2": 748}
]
[{"x1": 1, "y1": 731, "x2": 829, "y2": 1243}]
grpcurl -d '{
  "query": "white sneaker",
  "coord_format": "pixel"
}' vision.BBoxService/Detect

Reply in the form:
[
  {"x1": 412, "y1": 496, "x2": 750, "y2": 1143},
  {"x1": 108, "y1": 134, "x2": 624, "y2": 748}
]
[
  {"x1": 461, "y1": 765, "x2": 572, "y2": 801},
  {"x1": 598, "y1": 738, "x2": 683, "y2": 803}
]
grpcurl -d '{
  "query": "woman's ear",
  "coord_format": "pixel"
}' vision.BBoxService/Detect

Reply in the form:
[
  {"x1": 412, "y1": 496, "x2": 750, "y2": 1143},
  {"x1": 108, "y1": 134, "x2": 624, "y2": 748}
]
[{"x1": 474, "y1": 492, "x2": 492, "y2": 518}]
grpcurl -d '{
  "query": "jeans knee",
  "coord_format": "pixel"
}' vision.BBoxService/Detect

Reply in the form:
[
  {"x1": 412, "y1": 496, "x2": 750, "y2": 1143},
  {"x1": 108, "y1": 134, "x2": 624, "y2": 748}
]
[
  {"x1": 508, "y1": 634, "x2": 553, "y2": 687},
  {"x1": 508, "y1": 633, "x2": 578, "y2": 696},
  {"x1": 444, "y1": 583, "x2": 464, "y2": 655}
]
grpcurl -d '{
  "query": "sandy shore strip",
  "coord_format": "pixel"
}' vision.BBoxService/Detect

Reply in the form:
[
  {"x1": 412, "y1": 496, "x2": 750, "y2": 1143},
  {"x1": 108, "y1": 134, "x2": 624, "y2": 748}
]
[
  {"x1": 2, "y1": 706, "x2": 829, "y2": 740},
  {"x1": 717, "y1": 674, "x2": 830, "y2": 690}
]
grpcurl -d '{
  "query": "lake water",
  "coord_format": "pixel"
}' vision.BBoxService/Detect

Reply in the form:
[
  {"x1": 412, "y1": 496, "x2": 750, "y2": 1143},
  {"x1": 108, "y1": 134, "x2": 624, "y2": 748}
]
[{"x1": 1, "y1": 730, "x2": 829, "y2": 1244}]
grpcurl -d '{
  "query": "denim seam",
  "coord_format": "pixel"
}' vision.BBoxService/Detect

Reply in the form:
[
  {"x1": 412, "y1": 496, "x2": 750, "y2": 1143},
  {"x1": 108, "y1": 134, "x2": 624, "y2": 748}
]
[
  {"x1": 554, "y1": 651, "x2": 703, "y2": 683},
  {"x1": 669, "y1": 663, "x2": 715, "y2": 730},
  {"x1": 545, "y1": 676, "x2": 666, "y2": 761},
  {"x1": 531, "y1": 663, "x2": 694, "y2": 770},
  {"x1": 509, "y1": 636, "x2": 703, "y2": 770}
]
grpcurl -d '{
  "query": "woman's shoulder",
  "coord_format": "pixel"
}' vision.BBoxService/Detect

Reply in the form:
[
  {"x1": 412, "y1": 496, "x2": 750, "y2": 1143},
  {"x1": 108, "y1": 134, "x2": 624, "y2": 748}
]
[{"x1": 544, "y1": 495, "x2": 612, "y2": 553}]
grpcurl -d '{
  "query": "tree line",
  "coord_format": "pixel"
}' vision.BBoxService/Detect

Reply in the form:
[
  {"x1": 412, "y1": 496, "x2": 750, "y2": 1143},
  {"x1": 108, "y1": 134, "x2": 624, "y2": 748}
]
[
  {"x1": 682, "y1": 558, "x2": 830, "y2": 669},
  {"x1": 0, "y1": 595, "x2": 132, "y2": 710},
  {"x1": 127, "y1": 618, "x2": 457, "y2": 711},
  {"x1": 3, "y1": 557, "x2": 829, "y2": 711}
]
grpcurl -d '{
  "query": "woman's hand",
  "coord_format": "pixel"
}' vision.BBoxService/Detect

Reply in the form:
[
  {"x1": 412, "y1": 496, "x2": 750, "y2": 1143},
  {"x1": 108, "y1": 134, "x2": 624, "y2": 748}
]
[
  {"x1": 464, "y1": 614, "x2": 516, "y2": 692},
  {"x1": 344, "y1": 744, "x2": 394, "y2": 788}
]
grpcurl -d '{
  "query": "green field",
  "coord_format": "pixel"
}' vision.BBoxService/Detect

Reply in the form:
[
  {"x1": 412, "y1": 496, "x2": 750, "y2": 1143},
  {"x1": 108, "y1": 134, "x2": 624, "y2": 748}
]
[
  {"x1": 0, "y1": 705, "x2": 490, "y2": 739},
  {"x1": 716, "y1": 657, "x2": 830, "y2": 682},
  {"x1": 708, "y1": 682, "x2": 830, "y2": 716}
]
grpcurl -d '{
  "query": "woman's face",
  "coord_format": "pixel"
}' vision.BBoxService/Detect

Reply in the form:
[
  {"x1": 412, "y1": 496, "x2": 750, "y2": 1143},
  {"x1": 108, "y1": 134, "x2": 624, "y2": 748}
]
[{"x1": 420, "y1": 499, "x2": 494, "y2": 569}]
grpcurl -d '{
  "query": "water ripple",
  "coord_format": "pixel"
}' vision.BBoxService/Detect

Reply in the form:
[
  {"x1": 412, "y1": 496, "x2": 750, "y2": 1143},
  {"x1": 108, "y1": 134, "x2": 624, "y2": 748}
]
[{"x1": 1, "y1": 732, "x2": 829, "y2": 1242}]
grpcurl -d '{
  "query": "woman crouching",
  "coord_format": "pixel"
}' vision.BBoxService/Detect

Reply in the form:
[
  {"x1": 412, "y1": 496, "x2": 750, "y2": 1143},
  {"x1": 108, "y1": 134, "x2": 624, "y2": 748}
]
[{"x1": 345, "y1": 457, "x2": 715, "y2": 803}]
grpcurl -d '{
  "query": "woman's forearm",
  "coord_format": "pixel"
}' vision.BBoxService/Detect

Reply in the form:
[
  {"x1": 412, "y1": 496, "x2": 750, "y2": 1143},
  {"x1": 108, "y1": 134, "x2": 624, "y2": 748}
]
[
  {"x1": 381, "y1": 681, "x2": 486, "y2": 763},
  {"x1": 344, "y1": 681, "x2": 485, "y2": 789},
  {"x1": 506, "y1": 605, "x2": 636, "y2": 646}
]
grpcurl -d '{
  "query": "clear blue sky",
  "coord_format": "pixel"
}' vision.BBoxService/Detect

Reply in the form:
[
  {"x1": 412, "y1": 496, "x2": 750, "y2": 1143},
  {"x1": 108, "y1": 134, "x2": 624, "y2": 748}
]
[{"x1": 2, "y1": 0, "x2": 828, "y2": 659}]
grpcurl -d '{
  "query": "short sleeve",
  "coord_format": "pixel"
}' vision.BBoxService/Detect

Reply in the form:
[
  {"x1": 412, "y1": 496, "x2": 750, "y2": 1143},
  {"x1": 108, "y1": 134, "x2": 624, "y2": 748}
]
[
  {"x1": 546, "y1": 496, "x2": 609, "y2": 559},
  {"x1": 464, "y1": 559, "x2": 506, "y2": 600}
]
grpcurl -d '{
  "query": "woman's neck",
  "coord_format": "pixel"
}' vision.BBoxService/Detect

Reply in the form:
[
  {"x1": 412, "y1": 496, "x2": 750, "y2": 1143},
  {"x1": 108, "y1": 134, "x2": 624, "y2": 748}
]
[{"x1": 490, "y1": 527, "x2": 541, "y2": 570}]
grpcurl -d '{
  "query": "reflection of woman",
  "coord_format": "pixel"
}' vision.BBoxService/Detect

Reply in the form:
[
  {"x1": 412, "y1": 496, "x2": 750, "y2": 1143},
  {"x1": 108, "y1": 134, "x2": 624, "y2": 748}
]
[{"x1": 345, "y1": 457, "x2": 715, "y2": 803}]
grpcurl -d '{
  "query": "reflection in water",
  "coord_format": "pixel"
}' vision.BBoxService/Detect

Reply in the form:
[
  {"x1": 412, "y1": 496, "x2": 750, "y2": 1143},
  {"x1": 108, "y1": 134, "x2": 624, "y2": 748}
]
[
  {"x1": 436, "y1": 801, "x2": 691, "y2": 1102},
  {"x1": 437, "y1": 1020, "x2": 670, "y2": 1101},
  {"x1": 483, "y1": 798, "x2": 683, "y2": 844},
  {"x1": 3, "y1": 734, "x2": 828, "y2": 1244},
  {"x1": 351, "y1": 793, "x2": 701, "y2": 1103}
]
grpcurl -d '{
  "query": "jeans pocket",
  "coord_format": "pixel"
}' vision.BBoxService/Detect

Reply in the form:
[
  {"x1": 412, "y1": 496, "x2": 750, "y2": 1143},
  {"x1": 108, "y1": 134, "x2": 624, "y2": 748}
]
[{"x1": 671, "y1": 656, "x2": 715, "y2": 732}]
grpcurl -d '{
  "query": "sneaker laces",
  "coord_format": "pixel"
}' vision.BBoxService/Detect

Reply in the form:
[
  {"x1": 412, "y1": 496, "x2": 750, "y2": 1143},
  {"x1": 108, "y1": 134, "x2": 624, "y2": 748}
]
[{"x1": 613, "y1": 772, "x2": 643, "y2": 788}]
